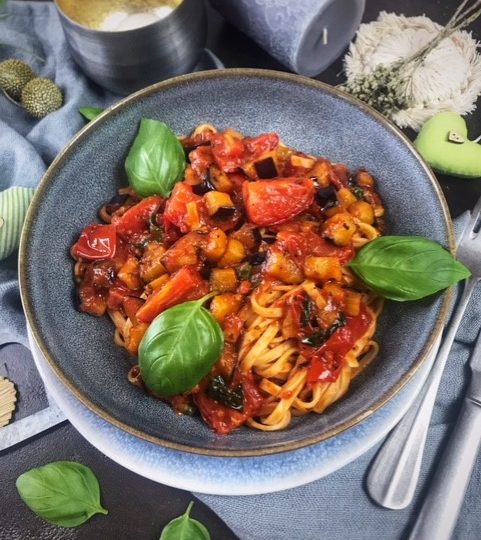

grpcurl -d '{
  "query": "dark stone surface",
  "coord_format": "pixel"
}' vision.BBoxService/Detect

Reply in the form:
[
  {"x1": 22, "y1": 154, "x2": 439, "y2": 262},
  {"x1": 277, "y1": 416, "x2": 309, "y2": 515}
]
[{"x1": 2, "y1": 0, "x2": 480, "y2": 538}]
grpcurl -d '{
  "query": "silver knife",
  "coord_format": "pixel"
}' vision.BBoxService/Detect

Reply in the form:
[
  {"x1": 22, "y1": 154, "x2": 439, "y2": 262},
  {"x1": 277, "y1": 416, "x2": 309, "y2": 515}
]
[
  {"x1": 408, "y1": 329, "x2": 481, "y2": 540},
  {"x1": 0, "y1": 392, "x2": 67, "y2": 452}
]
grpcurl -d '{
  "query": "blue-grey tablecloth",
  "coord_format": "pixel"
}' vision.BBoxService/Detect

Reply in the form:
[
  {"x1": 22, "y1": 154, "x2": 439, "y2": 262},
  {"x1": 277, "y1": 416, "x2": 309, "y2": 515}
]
[{"x1": 1, "y1": 3, "x2": 481, "y2": 539}]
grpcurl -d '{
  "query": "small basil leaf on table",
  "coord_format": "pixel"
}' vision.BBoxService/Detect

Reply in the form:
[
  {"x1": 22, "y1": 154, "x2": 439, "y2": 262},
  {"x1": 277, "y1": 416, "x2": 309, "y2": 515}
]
[
  {"x1": 160, "y1": 501, "x2": 211, "y2": 540},
  {"x1": 125, "y1": 118, "x2": 186, "y2": 198},
  {"x1": 78, "y1": 107, "x2": 104, "y2": 121},
  {"x1": 348, "y1": 236, "x2": 471, "y2": 301},
  {"x1": 139, "y1": 293, "x2": 224, "y2": 397},
  {"x1": 16, "y1": 461, "x2": 107, "y2": 528}
]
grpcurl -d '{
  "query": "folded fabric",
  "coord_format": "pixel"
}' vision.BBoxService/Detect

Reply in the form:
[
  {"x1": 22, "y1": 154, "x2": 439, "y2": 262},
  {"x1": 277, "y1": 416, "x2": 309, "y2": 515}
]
[
  {"x1": 2, "y1": 3, "x2": 481, "y2": 540},
  {"x1": 0, "y1": 187, "x2": 35, "y2": 260}
]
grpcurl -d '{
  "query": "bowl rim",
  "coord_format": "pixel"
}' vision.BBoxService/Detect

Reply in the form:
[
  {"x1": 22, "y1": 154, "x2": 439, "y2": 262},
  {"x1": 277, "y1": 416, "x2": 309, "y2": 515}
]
[{"x1": 19, "y1": 68, "x2": 455, "y2": 457}]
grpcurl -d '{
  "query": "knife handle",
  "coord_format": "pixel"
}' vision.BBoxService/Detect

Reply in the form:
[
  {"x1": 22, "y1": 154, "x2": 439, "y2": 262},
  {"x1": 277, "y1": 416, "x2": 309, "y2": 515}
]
[{"x1": 408, "y1": 398, "x2": 481, "y2": 540}]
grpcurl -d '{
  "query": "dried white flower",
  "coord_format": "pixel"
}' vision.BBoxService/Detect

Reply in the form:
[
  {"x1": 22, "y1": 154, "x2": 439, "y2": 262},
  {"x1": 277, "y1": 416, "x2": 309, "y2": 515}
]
[{"x1": 344, "y1": 12, "x2": 481, "y2": 130}]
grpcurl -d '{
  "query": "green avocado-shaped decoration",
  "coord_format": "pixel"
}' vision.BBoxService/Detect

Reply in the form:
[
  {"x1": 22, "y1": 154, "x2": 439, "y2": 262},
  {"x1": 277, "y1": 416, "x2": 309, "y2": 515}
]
[
  {"x1": 0, "y1": 187, "x2": 35, "y2": 260},
  {"x1": 414, "y1": 112, "x2": 481, "y2": 179}
]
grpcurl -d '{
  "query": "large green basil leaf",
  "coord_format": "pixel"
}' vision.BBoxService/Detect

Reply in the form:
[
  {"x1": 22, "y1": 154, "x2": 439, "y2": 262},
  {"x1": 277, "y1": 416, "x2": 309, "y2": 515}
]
[
  {"x1": 16, "y1": 461, "x2": 108, "y2": 527},
  {"x1": 125, "y1": 118, "x2": 186, "y2": 198},
  {"x1": 139, "y1": 294, "x2": 223, "y2": 396},
  {"x1": 160, "y1": 502, "x2": 210, "y2": 540},
  {"x1": 348, "y1": 236, "x2": 471, "y2": 301}
]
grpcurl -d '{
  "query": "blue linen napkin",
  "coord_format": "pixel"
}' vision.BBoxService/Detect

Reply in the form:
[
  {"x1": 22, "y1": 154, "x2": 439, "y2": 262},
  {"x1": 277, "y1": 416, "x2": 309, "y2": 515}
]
[{"x1": 1, "y1": 3, "x2": 481, "y2": 539}]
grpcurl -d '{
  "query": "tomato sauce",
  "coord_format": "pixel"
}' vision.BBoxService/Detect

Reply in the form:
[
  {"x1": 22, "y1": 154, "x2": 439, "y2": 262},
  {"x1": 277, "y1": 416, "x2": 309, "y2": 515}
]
[{"x1": 71, "y1": 125, "x2": 384, "y2": 435}]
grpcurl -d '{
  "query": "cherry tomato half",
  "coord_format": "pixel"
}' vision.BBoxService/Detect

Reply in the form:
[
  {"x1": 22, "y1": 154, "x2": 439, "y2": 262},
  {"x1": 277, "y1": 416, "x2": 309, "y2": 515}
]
[
  {"x1": 163, "y1": 183, "x2": 203, "y2": 234},
  {"x1": 306, "y1": 305, "x2": 372, "y2": 384},
  {"x1": 244, "y1": 133, "x2": 279, "y2": 159},
  {"x1": 71, "y1": 224, "x2": 117, "y2": 261},
  {"x1": 112, "y1": 195, "x2": 163, "y2": 244},
  {"x1": 211, "y1": 133, "x2": 245, "y2": 173},
  {"x1": 242, "y1": 178, "x2": 315, "y2": 226}
]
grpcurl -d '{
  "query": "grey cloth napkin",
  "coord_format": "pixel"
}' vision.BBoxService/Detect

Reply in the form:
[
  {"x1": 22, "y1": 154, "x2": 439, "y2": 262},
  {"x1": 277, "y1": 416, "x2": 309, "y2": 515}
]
[{"x1": 1, "y1": 3, "x2": 481, "y2": 540}]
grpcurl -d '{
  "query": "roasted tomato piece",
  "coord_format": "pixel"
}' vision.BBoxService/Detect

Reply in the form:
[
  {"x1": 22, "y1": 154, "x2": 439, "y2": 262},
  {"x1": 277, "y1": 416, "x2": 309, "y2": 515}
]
[
  {"x1": 78, "y1": 284, "x2": 107, "y2": 316},
  {"x1": 211, "y1": 133, "x2": 246, "y2": 173},
  {"x1": 242, "y1": 178, "x2": 315, "y2": 226},
  {"x1": 71, "y1": 224, "x2": 117, "y2": 261},
  {"x1": 244, "y1": 133, "x2": 279, "y2": 159},
  {"x1": 136, "y1": 266, "x2": 208, "y2": 323},
  {"x1": 189, "y1": 145, "x2": 214, "y2": 179},
  {"x1": 195, "y1": 371, "x2": 264, "y2": 434},
  {"x1": 111, "y1": 195, "x2": 163, "y2": 244},
  {"x1": 276, "y1": 229, "x2": 354, "y2": 265},
  {"x1": 161, "y1": 232, "x2": 207, "y2": 274},
  {"x1": 306, "y1": 305, "x2": 372, "y2": 384},
  {"x1": 106, "y1": 280, "x2": 141, "y2": 311},
  {"x1": 163, "y1": 183, "x2": 204, "y2": 234}
]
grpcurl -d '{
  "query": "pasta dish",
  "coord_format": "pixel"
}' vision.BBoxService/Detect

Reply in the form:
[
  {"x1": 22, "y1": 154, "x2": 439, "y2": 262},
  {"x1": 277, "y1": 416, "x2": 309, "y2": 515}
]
[{"x1": 71, "y1": 124, "x2": 385, "y2": 434}]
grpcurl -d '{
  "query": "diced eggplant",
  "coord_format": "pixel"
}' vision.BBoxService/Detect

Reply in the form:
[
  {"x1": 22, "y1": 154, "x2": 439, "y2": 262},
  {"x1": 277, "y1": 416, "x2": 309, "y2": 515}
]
[
  {"x1": 192, "y1": 173, "x2": 216, "y2": 195},
  {"x1": 260, "y1": 229, "x2": 277, "y2": 244},
  {"x1": 254, "y1": 156, "x2": 278, "y2": 178},
  {"x1": 213, "y1": 207, "x2": 236, "y2": 220},
  {"x1": 247, "y1": 252, "x2": 267, "y2": 265},
  {"x1": 183, "y1": 140, "x2": 211, "y2": 158},
  {"x1": 105, "y1": 193, "x2": 129, "y2": 215}
]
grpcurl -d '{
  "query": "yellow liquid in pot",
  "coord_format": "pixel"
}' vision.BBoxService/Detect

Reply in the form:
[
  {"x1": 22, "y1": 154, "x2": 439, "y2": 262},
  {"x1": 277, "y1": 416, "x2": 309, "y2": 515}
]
[{"x1": 57, "y1": 0, "x2": 183, "y2": 31}]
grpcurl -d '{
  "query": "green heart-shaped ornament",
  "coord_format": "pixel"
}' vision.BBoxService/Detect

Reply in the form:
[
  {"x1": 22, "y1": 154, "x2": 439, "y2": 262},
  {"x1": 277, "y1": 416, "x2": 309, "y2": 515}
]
[{"x1": 414, "y1": 112, "x2": 481, "y2": 179}]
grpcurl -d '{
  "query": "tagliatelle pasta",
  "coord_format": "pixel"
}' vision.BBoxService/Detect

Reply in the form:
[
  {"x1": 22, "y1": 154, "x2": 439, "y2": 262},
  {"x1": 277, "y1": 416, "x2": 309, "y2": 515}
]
[{"x1": 71, "y1": 124, "x2": 385, "y2": 435}]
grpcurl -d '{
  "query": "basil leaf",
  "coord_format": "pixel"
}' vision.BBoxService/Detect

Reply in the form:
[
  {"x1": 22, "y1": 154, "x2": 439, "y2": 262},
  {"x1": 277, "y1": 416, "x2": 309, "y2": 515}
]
[
  {"x1": 16, "y1": 461, "x2": 108, "y2": 528},
  {"x1": 160, "y1": 502, "x2": 210, "y2": 540},
  {"x1": 300, "y1": 295, "x2": 312, "y2": 327},
  {"x1": 348, "y1": 236, "x2": 471, "y2": 301},
  {"x1": 301, "y1": 314, "x2": 346, "y2": 347},
  {"x1": 125, "y1": 118, "x2": 186, "y2": 198},
  {"x1": 207, "y1": 375, "x2": 244, "y2": 411},
  {"x1": 139, "y1": 293, "x2": 224, "y2": 397},
  {"x1": 78, "y1": 107, "x2": 104, "y2": 121}
]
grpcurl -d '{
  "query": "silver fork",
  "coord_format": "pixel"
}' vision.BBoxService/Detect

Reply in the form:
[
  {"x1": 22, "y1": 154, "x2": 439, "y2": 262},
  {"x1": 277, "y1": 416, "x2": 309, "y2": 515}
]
[
  {"x1": 408, "y1": 328, "x2": 481, "y2": 540},
  {"x1": 367, "y1": 196, "x2": 481, "y2": 510}
]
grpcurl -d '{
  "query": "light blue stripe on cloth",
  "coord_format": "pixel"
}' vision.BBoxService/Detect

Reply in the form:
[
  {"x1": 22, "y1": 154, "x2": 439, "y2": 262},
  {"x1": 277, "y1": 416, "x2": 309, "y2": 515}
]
[{"x1": 0, "y1": 186, "x2": 35, "y2": 260}]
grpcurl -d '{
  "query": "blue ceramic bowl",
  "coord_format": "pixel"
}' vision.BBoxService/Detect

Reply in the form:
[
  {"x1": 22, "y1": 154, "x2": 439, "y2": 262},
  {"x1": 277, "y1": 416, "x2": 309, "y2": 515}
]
[{"x1": 20, "y1": 69, "x2": 453, "y2": 457}]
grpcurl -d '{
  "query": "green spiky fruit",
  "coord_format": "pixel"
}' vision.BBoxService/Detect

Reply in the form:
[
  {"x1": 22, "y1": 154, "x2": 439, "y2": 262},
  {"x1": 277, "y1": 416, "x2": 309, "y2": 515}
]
[
  {"x1": 0, "y1": 59, "x2": 36, "y2": 100},
  {"x1": 21, "y1": 77, "x2": 63, "y2": 118}
]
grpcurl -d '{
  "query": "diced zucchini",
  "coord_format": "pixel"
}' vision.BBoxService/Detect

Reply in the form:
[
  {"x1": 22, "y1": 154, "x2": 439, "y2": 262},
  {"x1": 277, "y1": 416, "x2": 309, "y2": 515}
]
[
  {"x1": 263, "y1": 249, "x2": 303, "y2": 284},
  {"x1": 183, "y1": 164, "x2": 203, "y2": 186},
  {"x1": 218, "y1": 238, "x2": 246, "y2": 267},
  {"x1": 322, "y1": 212, "x2": 357, "y2": 246},
  {"x1": 356, "y1": 170, "x2": 375, "y2": 187},
  {"x1": 185, "y1": 201, "x2": 203, "y2": 230},
  {"x1": 336, "y1": 187, "x2": 357, "y2": 208},
  {"x1": 204, "y1": 191, "x2": 235, "y2": 217},
  {"x1": 290, "y1": 154, "x2": 315, "y2": 169},
  {"x1": 210, "y1": 293, "x2": 243, "y2": 323},
  {"x1": 348, "y1": 201, "x2": 375, "y2": 224},
  {"x1": 139, "y1": 242, "x2": 167, "y2": 283},
  {"x1": 210, "y1": 166, "x2": 234, "y2": 192},
  {"x1": 309, "y1": 160, "x2": 331, "y2": 188},
  {"x1": 209, "y1": 268, "x2": 238, "y2": 293},
  {"x1": 344, "y1": 290, "x2": 362, "y2": 316},
  {"x1": 303, "y1": 256, "x2": 342, "y2": 283},
  {"x1": 204, "y1": 228, "x2": 228, "y2": 261},
  {"x1": 118, "y1": 257, "x2": 142, "y2": 290}
]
